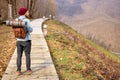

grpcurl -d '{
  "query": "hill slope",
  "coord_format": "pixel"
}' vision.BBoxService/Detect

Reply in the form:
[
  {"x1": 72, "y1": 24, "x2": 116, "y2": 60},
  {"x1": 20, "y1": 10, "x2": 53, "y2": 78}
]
[
  {"x1": 57, "y1": 0, "x2": 120, "y2": 53},
  {"x1": 45, "y1": 20, "x2": 120, "y2": 80},
  {"x1": 77, "y1": 17, "x2": 120, "y2": 53}
]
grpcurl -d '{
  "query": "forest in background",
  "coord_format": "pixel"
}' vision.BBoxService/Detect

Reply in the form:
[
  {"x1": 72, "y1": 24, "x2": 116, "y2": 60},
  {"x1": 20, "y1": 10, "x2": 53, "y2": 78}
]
[{"x1": 0, "y1": 0, "x2": 58, "y2": 20}]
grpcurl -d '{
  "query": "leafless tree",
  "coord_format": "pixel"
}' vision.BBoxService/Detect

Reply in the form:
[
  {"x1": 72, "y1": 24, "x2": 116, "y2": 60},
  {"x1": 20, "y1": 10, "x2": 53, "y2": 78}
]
[
  {"x1": 0, "y1": 0, "x2": 9, "y2": 20},
  {"x1": 0, "y1": 0, "x2": 58, "y2": 19},
  {"x1": 45, "y1": 0, "x2": 58, "y2": 17}
]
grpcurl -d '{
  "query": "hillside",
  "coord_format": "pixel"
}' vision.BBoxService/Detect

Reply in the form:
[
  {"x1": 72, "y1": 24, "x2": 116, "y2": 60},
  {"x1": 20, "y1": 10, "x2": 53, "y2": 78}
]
[
  {"x1": 74, "y1": 17, "x2": 120, "y2": 53},
  {"x1": 57, "y1": 0, "x2": 120, "y2": 53},
  {"x1": 44, "y1": 20, "x2": 120, "y2": 80}
]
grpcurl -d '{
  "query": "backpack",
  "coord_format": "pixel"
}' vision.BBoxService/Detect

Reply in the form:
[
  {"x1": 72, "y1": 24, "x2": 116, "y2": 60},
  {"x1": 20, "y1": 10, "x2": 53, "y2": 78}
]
[{"x1": 12, "y1": 19, "x2": 27, "y2": 39}]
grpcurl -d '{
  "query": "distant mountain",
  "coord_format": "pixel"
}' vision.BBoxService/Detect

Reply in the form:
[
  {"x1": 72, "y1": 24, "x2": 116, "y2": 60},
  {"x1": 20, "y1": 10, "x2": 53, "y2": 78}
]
[
  {"x1": 57, "y1": 0, "x2": 120, "y2": 19},
  {"x1": 56, "y1": 0, "x2": 120, "y2": 53}
]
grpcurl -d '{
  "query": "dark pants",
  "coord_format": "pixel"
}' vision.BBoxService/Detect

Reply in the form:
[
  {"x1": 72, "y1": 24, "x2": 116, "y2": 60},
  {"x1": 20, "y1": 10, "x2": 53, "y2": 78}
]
[{"x1": 16, "y1": 40, "x2": 31, "y2": 71}]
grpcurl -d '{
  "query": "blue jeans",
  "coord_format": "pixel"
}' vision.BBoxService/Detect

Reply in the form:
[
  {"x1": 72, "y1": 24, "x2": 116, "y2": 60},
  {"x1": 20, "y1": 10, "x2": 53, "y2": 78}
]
[{"x1": 16, "y1": 40, "x2": 31, "y2": 71}]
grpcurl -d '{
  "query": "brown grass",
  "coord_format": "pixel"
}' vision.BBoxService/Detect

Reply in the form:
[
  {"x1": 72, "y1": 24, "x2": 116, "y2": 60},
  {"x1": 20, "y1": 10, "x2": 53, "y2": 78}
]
[
  {"x1": 45, "y1": 20, "x2": 120, "y2": 80},
  {"x1": 0, "y1": 25, "x2": 16, "y2": 80}
]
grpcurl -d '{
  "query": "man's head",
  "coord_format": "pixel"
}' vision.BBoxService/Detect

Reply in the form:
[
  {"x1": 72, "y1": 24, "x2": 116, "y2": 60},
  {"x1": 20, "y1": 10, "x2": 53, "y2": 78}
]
[{"x1": 18, "y1": 7, "x2": 29, "y2": 17}]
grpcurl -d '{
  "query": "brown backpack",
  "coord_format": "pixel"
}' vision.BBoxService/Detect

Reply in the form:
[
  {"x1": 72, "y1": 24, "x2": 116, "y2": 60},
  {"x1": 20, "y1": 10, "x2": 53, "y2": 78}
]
[{"x1": 12, "y1": 19, "x2": 27, "y2": 39}]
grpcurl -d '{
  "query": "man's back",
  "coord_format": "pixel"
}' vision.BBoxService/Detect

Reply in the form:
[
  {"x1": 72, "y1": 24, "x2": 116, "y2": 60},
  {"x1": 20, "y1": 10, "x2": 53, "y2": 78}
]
[{"x1": 16, "y1": 15, "x2": 33, "y2": 41}]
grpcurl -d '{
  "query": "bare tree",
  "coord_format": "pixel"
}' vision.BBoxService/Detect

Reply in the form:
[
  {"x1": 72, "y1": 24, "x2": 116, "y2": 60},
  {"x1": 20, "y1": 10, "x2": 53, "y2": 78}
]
[
  {"x1": 0, "y1": 0, "x2": 9, "y2": 20},
  {"x1": 27, "y1": 0, "x2": 57, "y2": 17},
  {"x1": 45, "y1": 0, "x2": 58, "y2": 17},
  {"x1": 0, "y1": 0, "x2": 58, "y2": 19},
  {"x1": 11, "y1": 0, "x2": 17, "y2": 18}
]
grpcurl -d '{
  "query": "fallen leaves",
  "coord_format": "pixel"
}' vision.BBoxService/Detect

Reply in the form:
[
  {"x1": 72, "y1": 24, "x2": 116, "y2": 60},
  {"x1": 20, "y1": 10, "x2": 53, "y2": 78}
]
[{"x1": 0, "y1": 25, "x2": 16, "y2": 79}]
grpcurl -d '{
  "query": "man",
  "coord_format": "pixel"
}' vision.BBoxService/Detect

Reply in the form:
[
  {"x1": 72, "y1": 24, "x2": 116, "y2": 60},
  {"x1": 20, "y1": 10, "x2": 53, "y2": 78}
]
[{"x1": 16, "y1": 7, "x2": 33, "y2": 75}]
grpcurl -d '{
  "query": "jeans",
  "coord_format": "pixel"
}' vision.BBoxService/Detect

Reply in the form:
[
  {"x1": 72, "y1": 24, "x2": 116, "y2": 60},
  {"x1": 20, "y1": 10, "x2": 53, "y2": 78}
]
[{"x1": 16, "y1": 40, "x2": 31, "y2": 71}]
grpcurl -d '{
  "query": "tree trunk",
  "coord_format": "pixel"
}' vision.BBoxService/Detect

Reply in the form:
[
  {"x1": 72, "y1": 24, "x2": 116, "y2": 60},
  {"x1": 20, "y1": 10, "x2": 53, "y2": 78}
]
[
  {"x1": 27, "y1": 0, "x2": 29, "y2": 9},
  {"x1": 8, "y1": 4, "x2": 12, "y2": 20}
]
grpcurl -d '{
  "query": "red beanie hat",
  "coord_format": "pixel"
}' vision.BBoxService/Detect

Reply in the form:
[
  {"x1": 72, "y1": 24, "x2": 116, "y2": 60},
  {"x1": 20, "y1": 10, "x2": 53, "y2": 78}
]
[{"x1": 19, "y1": 7, "x2": 28, "y2": 15}]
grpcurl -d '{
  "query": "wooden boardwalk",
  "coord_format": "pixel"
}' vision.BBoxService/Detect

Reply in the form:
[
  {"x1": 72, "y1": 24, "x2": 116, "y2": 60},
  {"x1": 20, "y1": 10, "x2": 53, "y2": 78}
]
[{"x1": 1, "y1": 19, "x2": 59, "y2": 80}]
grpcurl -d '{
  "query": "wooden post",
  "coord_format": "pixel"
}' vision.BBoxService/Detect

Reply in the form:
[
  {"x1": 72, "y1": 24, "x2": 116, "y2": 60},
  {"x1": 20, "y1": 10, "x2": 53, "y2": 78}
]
[
  {"x1": 49, "y1": 14, "x2": 52, "y2": 19},
  {"x1": 43, "y1": 24, "x2": 48, "y2": 36},
  {"x1": 8, "y1": 4, "x2": 12, "y2": 20},
  {"x1": 43, "y1": 16, "x2": 46, "y2": 21}
]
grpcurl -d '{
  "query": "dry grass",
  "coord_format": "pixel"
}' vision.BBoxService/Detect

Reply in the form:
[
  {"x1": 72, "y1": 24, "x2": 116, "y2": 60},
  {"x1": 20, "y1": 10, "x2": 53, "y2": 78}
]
[
  {"x1": 0, "y1": 25, "x2": 16, "y2": 80},
  {"x1": 45, "y1": 20, "x2": 120, "y2": 80},
  {"x1": 59, "y1": 15, "x2": 120, "y2": 53}
]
